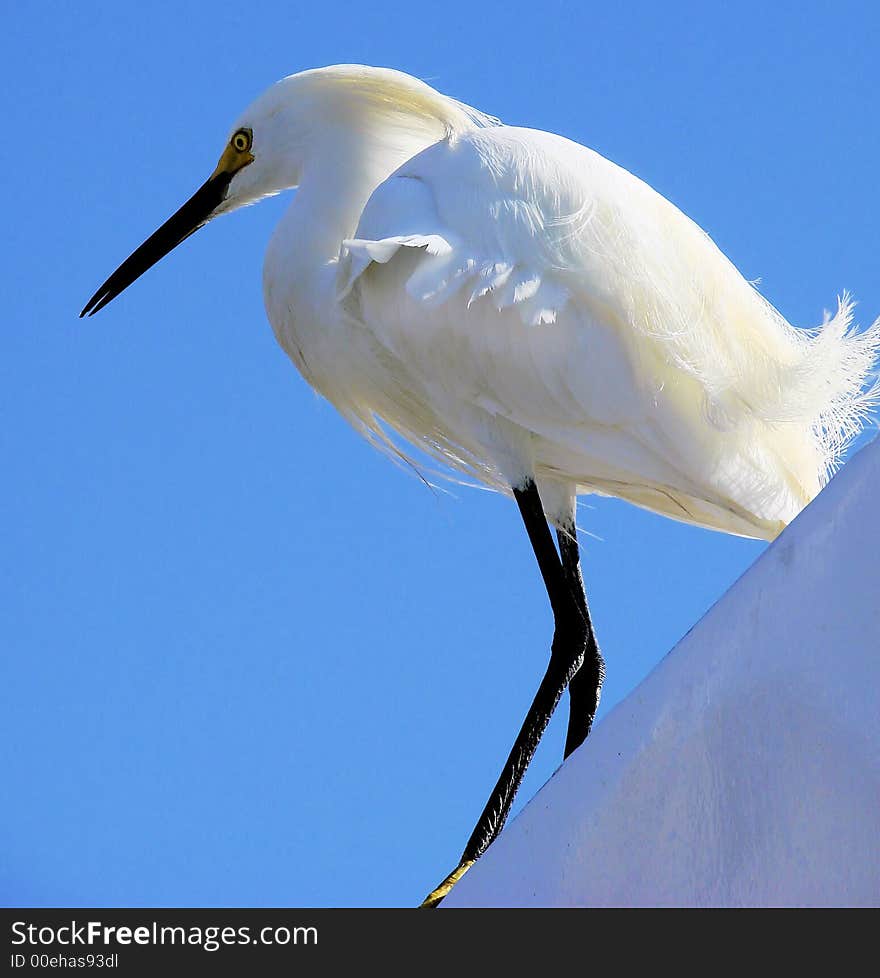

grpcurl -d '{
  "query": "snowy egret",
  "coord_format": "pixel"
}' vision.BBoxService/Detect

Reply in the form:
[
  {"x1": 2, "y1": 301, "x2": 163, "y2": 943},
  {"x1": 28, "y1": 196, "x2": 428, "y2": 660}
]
[{"x1": 81, "y1": 65, "x2": 880, "y2": 906}]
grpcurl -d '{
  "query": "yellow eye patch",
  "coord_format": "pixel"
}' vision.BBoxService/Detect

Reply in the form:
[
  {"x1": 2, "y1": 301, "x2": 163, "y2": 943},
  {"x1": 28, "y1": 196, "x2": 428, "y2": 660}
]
[{"x1": 211, "y1": 128, "x2": 255, "y2": 180}]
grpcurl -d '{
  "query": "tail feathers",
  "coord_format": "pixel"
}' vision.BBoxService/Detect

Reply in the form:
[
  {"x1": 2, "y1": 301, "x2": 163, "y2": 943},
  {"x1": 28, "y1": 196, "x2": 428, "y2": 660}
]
[{"x1": 802, "y1": 293, "x2": 880, "y2": 482}]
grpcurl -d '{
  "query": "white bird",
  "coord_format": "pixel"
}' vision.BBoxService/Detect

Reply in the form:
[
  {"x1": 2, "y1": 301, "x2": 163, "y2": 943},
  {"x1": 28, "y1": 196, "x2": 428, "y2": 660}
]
[{"x1": 81, "y1": 64, "x2": 880, "y2": 906}]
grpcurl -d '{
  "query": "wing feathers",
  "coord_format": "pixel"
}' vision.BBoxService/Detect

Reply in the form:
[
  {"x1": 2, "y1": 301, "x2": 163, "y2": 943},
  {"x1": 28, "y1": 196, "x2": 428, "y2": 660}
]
[{"x1": 341, "y1": 232, "x2": 570, "y2": 327}]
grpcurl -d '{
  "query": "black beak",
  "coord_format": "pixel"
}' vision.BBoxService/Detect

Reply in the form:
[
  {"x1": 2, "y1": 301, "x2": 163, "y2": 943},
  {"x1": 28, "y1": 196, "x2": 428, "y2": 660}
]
[{"x1": 80, "y1": 170, "x2": 233, "y2": 318}]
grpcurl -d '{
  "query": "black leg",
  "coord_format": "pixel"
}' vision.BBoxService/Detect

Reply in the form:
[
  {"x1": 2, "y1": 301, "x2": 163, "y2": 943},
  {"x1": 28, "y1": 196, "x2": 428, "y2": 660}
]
[
  {"x1": 420, "y1": 480, "x2": 590, "y2": 907},
  {"x1": 557, "y1": 525, "x2": 605, "y2": 758}
]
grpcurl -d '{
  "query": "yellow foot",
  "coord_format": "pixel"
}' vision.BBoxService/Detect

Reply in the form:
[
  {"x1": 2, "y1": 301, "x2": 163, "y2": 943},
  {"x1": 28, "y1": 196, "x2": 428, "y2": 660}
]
[{"x1": 419, "y1": 859, "x2": 476, "y2": 908}]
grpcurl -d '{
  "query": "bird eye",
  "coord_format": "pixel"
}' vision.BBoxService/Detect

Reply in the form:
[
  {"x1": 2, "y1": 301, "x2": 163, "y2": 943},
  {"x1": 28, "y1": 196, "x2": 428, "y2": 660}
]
[{"x1": 231, "y1": 129, "x2": 252, "y2": 153}]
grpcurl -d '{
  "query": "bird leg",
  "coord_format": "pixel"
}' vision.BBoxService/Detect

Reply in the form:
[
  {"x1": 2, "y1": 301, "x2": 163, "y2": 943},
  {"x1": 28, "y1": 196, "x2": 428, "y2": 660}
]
[
  {"x1": 557, "y1": 525, "x2": 605, "y2": 758},
  {"x1": 420, "y1": 480, "x2": 592, "y2": 907}
]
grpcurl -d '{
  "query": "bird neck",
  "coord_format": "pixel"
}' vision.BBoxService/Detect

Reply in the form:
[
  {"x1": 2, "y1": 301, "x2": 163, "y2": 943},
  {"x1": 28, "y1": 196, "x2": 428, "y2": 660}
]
[
  {"x1": 262, "y1": 120, "x2": 444, "y2": 369},
  {"x1": 296, "y1": 122, "x2": 443, "y2": 257},
  {"x1": 263, "y1": 120, "x2": 447, "y2": 338}
]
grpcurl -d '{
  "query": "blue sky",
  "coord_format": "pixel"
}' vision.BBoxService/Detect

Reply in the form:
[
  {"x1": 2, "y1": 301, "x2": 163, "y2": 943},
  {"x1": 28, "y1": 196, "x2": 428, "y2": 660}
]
[{"x1": 4, "y1": 1, "x2": 878, "y2": 907}]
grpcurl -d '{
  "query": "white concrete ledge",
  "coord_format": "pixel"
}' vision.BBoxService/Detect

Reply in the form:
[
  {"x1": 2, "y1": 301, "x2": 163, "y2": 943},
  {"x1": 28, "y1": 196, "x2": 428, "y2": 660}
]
[{"x1": 446, "y1": 438, "x2": 880, "y2": 908}]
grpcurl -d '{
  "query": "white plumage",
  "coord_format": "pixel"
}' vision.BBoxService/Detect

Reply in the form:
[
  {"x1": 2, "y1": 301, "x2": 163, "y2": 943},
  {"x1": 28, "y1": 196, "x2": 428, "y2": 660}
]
[
  {"x1": 251, "y1": 66, "x2": 879, "y2": 540},
  {"x1": 82, "y1": 62, "x2": 880, "y2": 908}
]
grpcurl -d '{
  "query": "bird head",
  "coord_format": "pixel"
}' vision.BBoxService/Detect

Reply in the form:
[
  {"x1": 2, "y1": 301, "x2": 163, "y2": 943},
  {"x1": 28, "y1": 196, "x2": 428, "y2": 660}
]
[
  {"x1": 79, "y1": 76, "x2": 307, "y2": 318},
  {"x1": 80, "y1": 65, "x2": 491, "y2": 317}
]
